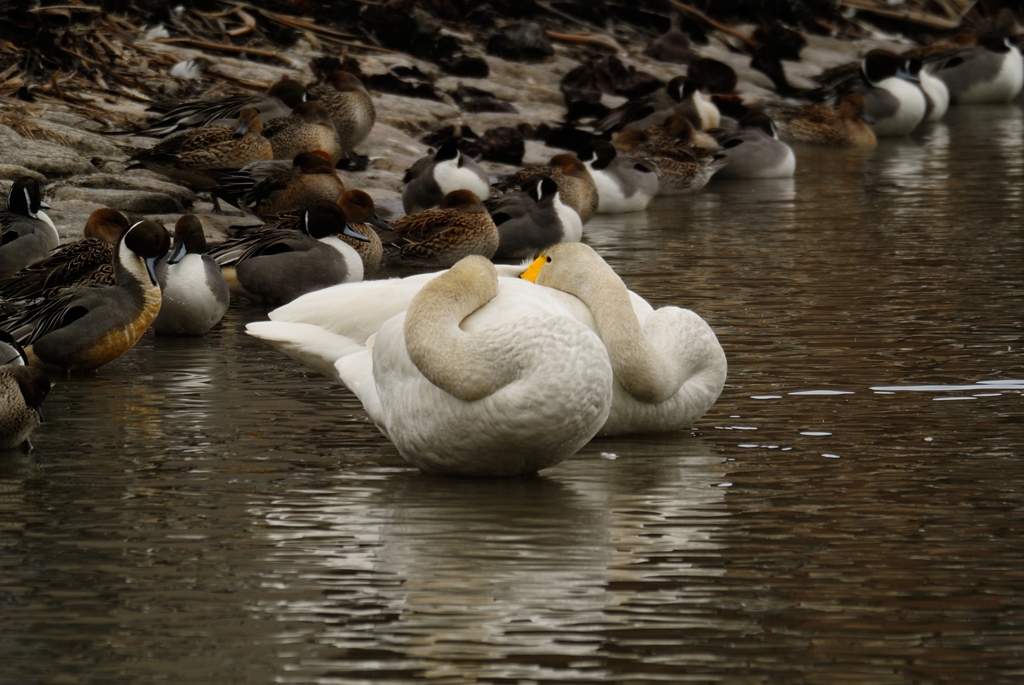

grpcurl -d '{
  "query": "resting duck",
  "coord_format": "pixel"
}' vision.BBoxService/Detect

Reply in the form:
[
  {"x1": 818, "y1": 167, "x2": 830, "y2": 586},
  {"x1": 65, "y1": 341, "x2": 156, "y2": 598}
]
[
  {"x1": 307, "y1": 70, "x2": 377, "y2": 153},
  {"x1": 486, "y1": 177, "x2": 583, "y2": 260},
  {"x1": 153, "y1": 215, "x2": 230, "y2": 336},
  {"x1": 0, "y1": 177, "x2": 60, "y2": 279},
  {"x1": 492, "y1": 153, "x2": 598, "y2": 224},
  {"x1": 381, "y1": 190, "x2": 499, "y2": 269},
  {"x1": 0, "y1": 219, "x2": 170, "y2": 374},
  {"x1": 401, "y1": 142, "x2": 490, "y2": 215}
]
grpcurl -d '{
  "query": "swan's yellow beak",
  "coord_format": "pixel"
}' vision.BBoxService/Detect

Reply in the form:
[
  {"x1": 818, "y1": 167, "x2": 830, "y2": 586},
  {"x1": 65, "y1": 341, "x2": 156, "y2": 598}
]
[{"x1": 520, "y1": 255, "x2": 547, "y2": 283}]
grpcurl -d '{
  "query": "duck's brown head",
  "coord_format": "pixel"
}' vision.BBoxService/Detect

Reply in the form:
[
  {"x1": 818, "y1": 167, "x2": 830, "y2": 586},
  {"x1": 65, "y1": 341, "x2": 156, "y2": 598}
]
[
  {"x1": 268, "y1": 78, "x2": 308, "y2": 109},
  {"x1": 234, "y1": 107, "x2": 264, "y2": 136},
  {"x1": 84, "y1": 208, "x2": 130, "y2": 244},
  {"x1": 438, "y1": 189, "x2": 487, "y2": 214},
  {"x1": 550, "y1": 153, "x2": 587, "y2": 178}
]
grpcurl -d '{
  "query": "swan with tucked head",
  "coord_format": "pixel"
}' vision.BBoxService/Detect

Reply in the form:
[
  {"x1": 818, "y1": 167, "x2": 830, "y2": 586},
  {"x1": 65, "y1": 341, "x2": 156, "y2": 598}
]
[
  {"x1": 250, "y1": 255, "x2": 613, "y2": 476},
  {"x1": 521, "y1": 242, "x2": 727, "y2": 435}
]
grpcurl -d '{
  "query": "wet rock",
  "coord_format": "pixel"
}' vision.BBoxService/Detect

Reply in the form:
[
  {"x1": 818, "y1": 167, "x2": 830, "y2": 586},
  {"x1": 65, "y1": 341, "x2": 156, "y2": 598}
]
[
  {"x1": 0, "y1": 126, "x2": 96, "y2": 177},
  {"x1": 452, "y1": 84, "x2": 518, "y2": 113},
  {"x1": 60, "y1": 173, "x2": 197, "y2": 206},
  {"x1": 477, "y1": 126, "x2": 524, "y2": 165},
  {"x1": 0, "y1": 165, "x2": 46, "y2": 183},
  {"x1": 563, "y1": 90, "x2": 610, "y2": 124},
  {"x1": 645, "y1": 29, "x2": 696, "y2": 64},
  {"x1": 421, "y1": 124, "x2": 479, "y2": 150},
  {"x1": 373, "y1": 93, "x2": 461, "y2": 136},
  {"x1": 534, "y1": 124, "x2": 595, "y2": 153},
  {"x1": 49, "y1": 187, "x2": 188, "y2": 214},
  {"x1": 486, "y1": 23, "x2": 554, "y2": 62},
  {"x1": 561, "y1": 56, "x2": 663, "y2": 99},
  {"x1": 438, "y1": 55, "x2": 490, "y2": 78},
  {"x1": 688, "y1": 58, "x2": 739, "y2": 94}
]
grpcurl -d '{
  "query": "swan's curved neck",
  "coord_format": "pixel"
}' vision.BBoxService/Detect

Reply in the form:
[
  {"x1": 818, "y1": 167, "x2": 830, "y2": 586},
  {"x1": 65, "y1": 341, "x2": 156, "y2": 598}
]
[
  {"x1": 572, "y1": 269, "x2": 676, "y2": 403},
  {"x1": 403, "y1": 257, "x2": 518, "y2": 401}
]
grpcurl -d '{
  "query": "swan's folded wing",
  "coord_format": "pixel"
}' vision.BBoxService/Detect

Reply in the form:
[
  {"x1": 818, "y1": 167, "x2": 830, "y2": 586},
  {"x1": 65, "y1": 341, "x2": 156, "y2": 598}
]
[{"x1": 266, "y1": 272, "x2": 442, "y2": 343}]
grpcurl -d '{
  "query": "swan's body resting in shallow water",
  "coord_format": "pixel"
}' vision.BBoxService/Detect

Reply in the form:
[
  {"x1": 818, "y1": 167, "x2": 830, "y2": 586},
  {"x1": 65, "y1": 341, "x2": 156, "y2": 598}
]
[
  {"x1": 249, "y1": 244, "x2": 727, "y2": 464},
  {"x1": 250, "y1": 256, "x2": 613, "y2": 476}
]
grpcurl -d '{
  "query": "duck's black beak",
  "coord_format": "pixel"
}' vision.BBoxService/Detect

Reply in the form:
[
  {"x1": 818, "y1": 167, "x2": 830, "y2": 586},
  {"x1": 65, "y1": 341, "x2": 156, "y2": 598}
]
[
  {"x1": 367, "y1": 212, "x2": 392, "y2": 232},
  {"x1": 166, "y1": 241, "x2": 187, "y2": 266},
  {"x1": 145, "y1": 256, "x2": 160, "y2": 285}
]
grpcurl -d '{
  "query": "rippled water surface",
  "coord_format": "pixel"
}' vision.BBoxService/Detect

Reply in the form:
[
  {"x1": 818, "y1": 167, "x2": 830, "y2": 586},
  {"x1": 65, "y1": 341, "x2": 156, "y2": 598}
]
[{"x1": 2, "y1": 106, "x2": 1023, "y2": 684}]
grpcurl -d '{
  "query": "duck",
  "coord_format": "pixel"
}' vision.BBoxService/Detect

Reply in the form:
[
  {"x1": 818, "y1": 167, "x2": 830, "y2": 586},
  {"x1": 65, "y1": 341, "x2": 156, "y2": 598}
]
[
  {"x1": 247, "y1": 255, "x2": 614, "y2": 476},
  {"x1": 153, "y1": 215, "x2": 230, "y2": 336},
  {"x1": 579, "y1": 141, "x2": 660, "y2": 214},
  {"x1": 336, "y1": 189, "x2": 390, "y2": 272},
  {"x1": 767, "y1": 94, "x2": 878, "y2": 147},
  {"x1": 812, "y1": 49, "x2": 927, "y2": 137},
  {"x1": 306, "y1": 70, "x2": 376, "y2": 153},
  {"x1": 614, "y1": 124, "x2": 727, "y2": 195},
  {"x1": 381, "y1": 190, "x2": 499, "y2": 269},
  {"x1": 0, "y1": 334, "x2": 50, "y2": 450},
  {"x1": 128, "y1": 108, "x2": 274, "y2": 199},
  {"x1": 0, "y1": 208, "x2": 128, "y2": 300},
  {"x1": 249, "y1": 242, "x2": 727, "y2": 438},
  {"x1": 930, "y1": 32, "x2": 1024, "y2": 104},
  {"x1": 617, "y1": 114, "x2": 721, "y2": 152},
  {"x1": 208, "y1": 201, "x2": 367, "y2": 307},
  {"x1": 210, "y1": 150, "x2": 346, "y2": 218},
  {"x1": 262, "y1": 102, "x2": 343, "y2": 165},
  {"x1": 492, "y1": 153, "x2": 599, "y2": 224},
  {"x1": 904, "y1": 57, "x2": 950, "y2": 122},
  {"x1": 486, "y1": 177, "x2": 583, "y2": 260},
  {"x1": 241, "y1": 189, "x2": 389, "y2": 272},
  {"x1": 401, "y1": 142, "x2": 490, "y2": 215},
  {"x1": 0, "y1": 177, "x2": 60, "y2": 279},
  {"x1": 0, "y1": 219, "x2": 170, "y2": 374},
  {"x1": 138, "y1": 78, "x2": 308, "y2": 138},
  {"x1": 593, "y1": 76, "x2": 721, "y2": 134},
  {"x1": 712, "y1": 112, "x2": 796, "y2": 180}
]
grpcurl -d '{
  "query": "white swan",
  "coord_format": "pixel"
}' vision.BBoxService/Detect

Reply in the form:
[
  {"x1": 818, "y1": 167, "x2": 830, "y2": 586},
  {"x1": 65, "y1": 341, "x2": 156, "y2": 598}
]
[
  {"x1": 249, "y1": 256, "x2": 613, "y2": 476},
  {"x1": 519, "y1": 243, "x2": 727, "y2": 435},
  {"x1": 250, "y1": 243, "x2": 727, "y2": 439}
]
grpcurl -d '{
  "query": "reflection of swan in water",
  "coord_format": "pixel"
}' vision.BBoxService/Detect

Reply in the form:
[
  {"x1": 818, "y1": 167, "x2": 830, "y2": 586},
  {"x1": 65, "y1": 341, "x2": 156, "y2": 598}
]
[{"x1": 249, "y1": 438, "x2": 730, "y2": 681}]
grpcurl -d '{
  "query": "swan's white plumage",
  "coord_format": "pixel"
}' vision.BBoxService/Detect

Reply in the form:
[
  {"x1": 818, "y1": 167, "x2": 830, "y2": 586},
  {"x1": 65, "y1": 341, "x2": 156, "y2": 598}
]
[
  {"x1": 252, "y1": 245, "x2": 727, "y2": 442},
  {"x1": 249, "y1": 260, "x2": 613, "y2": 476}
]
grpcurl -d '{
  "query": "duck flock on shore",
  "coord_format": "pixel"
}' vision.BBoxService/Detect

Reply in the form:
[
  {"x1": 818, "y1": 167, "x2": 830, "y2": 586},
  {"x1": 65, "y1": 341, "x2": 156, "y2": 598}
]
[{"x1": 0, "y1": 14, "x2": 1021, "y2": 476}]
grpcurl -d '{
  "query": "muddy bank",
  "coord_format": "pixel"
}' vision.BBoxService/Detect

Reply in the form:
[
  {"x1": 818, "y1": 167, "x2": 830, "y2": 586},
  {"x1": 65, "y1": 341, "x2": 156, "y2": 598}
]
[{"x1": 0, "y1": 2, "x2": 1016, "y2": 241}]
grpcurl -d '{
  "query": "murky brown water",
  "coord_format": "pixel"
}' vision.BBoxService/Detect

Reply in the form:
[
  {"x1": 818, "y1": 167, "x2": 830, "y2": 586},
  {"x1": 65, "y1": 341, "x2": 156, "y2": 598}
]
[{"x1": 2, "y1": 105, "x2": 1023, "y2": 684}]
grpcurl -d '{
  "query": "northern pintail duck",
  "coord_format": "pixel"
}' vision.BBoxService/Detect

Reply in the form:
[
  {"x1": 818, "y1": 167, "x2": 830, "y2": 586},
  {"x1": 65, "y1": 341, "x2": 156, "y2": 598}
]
[
  {"x1": 263, "y1": 102, "x2": 343, "y2": 164},
  {"x1": 153, "y1": 215, "x2": 230, "y2": 336},
  {"x1": 210, "y1": 201, "x2": 367, "y2": 306},
  {"x1": 486, "y1": 177, "x2": 582, "y2": 260},
  {"x1": 614, "y1": 123, "x2": 726, "y2": 196},
  {"x1": 307, "y1": 70, "x2": 376, "y2": 153},
  {"x1": 768, "y1": 94, "x2": 877, "y2": 147},
  {"x1": 0, "y1": 177, "x2": 59, "y2": 279},
  {"x1": 813, "y1": 50, "x2": 927, "y2": 137},
  {"x1": 139, "y1": 78, "x2": 308, "y2": 138},
  {"x1": 903, "y1": 57, "x2": 950, "y2": 122},
  {"x1": 712, "y1": 112, "x2": 796, "y2": 180},
  {"x1": 381, "y1": 190, "x2": 499, "y2": 269},
  {"x1": 401, "y1": 142, "x2": 490, "y2": 215},
  {"x1": 492, "y1": 153, "x2": 599, "y2": 224},
  {"x1": 0, "y1": 336, "x2": 50, "y2": 450},
  {"x1": 211, "y1": 151, "x2": 346, "y2": 218},
  {"x1": 337, "y1": 190, "x2": 390, "y2": 272},
  {"x1": 579, "y1": 141, "x2": 659, "y2": 214},
  {"x1": 594, "y1": 76, "x2": 720, "y2": 134},
  {"x1": 0, "y1": 208, "x2": 128, "y2": 300},
  {"x1": 930, "y1": 32, "x2": 1024, "y2": 104},
  {"x1": 0, "y1": 219, "x2": 170, "y2": 374},
  {"x1": 241, "y1": 189, "x2": 387, "y2": 272},
  {"x1": 128, "y1": 108, "x2": 274, "y2": 194}
]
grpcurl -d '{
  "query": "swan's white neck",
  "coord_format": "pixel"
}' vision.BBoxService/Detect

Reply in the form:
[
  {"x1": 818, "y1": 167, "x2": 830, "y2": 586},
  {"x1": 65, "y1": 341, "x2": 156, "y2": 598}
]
[{"x1": 403, "y1": 256, "x2": 518, "y2": 401}]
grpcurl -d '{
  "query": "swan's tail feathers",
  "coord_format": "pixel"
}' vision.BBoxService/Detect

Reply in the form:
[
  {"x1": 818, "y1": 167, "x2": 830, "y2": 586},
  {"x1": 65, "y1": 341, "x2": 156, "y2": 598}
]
[
  {"x1": 245, "y1": 321, "x2": 365, "y2": 383},
  {"x1": 334, "y1": 349, "x2": 386, "y2": 432}
]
